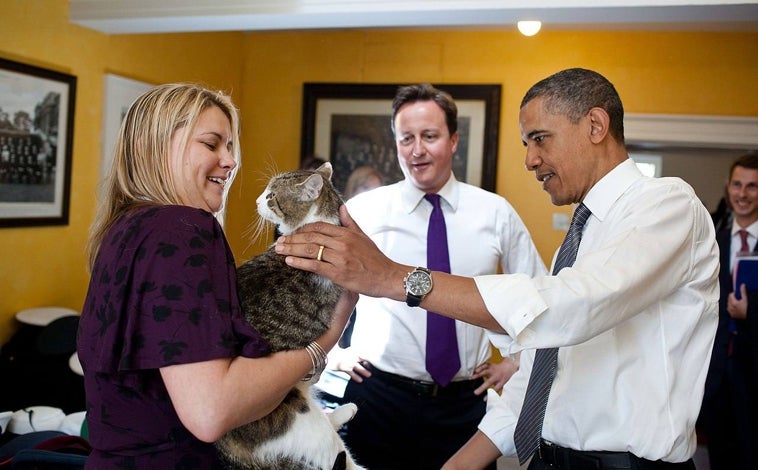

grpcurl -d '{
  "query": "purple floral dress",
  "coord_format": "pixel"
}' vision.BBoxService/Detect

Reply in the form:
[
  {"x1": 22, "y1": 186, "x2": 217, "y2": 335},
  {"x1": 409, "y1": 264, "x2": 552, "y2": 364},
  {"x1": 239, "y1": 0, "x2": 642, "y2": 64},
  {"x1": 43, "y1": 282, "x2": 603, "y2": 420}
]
[{"x1": 77, "y1": 205, "x2": 269, "y2": 469}]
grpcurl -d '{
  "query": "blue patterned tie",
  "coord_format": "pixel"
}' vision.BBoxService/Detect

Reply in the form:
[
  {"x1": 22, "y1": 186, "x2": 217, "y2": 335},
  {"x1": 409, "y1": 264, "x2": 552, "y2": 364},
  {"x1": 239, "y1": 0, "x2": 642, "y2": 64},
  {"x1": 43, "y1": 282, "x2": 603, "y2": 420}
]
[
  {"x1": 424, "y1": 194, "x2": 460, "y2": 386},
  {"x1": 514, "y1": 203, "x2": 592, "y2": 464}
]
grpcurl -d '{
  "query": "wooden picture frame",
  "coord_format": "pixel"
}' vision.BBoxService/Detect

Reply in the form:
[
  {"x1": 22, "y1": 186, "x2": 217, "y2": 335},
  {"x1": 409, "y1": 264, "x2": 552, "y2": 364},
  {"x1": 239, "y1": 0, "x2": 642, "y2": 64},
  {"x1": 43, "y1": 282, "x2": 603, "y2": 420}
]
[
  {"x1": 301, "y1": 83, "x2": 501, "y2": 193},
  {"x1": 0, "y1": 57, "x2": 77, "y2": 227}
]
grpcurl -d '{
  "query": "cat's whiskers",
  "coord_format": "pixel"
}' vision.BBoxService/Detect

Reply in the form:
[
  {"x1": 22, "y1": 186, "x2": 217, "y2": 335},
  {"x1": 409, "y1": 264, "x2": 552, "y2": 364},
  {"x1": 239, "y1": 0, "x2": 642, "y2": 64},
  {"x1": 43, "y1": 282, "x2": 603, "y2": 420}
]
[{"x1": 240, "y1": 213, "x2": 271, "y2": 254}]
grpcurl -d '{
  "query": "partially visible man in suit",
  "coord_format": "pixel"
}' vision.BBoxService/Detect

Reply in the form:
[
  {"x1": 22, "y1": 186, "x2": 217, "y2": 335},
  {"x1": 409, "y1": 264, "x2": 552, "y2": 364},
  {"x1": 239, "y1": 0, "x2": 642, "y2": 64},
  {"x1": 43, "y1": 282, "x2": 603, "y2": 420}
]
[{"x1": 702, "y1": 152, "x2": 758, "y2": 470}]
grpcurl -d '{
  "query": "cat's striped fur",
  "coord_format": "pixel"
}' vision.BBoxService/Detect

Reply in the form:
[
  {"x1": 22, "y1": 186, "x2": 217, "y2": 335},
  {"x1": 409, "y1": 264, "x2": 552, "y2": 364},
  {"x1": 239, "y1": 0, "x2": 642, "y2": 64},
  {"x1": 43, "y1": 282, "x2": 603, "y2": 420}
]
[{"x1": 215, "y1": 162, "x2": 365, "y2": 470}]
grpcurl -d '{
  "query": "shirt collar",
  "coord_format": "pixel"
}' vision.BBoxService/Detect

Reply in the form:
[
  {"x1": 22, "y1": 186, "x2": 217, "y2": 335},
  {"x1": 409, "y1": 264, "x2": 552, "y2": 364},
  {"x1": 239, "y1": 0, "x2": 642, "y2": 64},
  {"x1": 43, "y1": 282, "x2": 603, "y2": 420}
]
[
  {"x1": 582, "y1": 158, "x2": 643, "y2": 222},
  {"x1": 731, "y1": 220, "x2": 758, "y2": 239},
  {"x1": 400, "y1": 173, "x2": 460, "y2": 214}
]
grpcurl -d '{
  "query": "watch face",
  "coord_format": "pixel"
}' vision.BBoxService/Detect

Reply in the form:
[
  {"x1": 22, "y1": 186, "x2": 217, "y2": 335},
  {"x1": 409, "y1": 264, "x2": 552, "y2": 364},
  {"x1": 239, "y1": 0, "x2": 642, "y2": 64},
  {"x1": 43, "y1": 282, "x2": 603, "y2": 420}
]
[{"x1": 407, "y1": 270, "x2": 432, "y2": 296}]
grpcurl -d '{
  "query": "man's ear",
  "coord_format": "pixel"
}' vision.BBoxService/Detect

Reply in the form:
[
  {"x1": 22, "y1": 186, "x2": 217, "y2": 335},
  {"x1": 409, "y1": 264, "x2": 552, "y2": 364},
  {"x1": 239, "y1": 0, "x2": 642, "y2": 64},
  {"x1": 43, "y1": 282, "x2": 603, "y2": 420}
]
[
  {"x1": 450, "y1": 131, "x2": 459, "y2": 154},
  {"x1": 588, "y1": 107, "x2": 610, "y2": 143}
]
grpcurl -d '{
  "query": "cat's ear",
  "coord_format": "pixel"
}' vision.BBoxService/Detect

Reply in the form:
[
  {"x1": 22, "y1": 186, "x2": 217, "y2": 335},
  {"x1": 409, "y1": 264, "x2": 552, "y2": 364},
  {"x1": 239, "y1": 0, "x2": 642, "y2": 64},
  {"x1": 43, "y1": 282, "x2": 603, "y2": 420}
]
[
  {"x1": 316, "y1": 161, "x2": 333, "y2": 180},
  {"x1": 299, "y1": 173, "x2": 324, "y2": 201}
]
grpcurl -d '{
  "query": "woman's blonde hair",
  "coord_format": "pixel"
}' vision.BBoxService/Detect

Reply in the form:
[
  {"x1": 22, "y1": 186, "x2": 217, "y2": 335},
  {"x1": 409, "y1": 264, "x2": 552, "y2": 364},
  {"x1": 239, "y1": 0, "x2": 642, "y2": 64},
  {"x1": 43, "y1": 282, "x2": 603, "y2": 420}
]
[{"x1": 86, "y1": 83, "x2": 241, "y2": 270}]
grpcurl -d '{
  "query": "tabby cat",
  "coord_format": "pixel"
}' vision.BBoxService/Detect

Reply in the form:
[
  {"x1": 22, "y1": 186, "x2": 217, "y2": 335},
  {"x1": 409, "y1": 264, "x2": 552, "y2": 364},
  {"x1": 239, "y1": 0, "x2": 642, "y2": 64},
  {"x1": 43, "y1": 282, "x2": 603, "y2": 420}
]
[{"x1": 216, "y1": 162, "x2": 365, "y2": 470}]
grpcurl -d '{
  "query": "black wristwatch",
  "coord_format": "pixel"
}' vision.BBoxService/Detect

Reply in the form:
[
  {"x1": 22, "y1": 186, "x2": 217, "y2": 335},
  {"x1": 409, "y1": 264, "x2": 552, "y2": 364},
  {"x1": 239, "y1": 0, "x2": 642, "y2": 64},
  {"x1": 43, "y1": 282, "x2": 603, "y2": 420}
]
[{"x1": 404, "y1": 267, "x2": 433, "y2": 307}]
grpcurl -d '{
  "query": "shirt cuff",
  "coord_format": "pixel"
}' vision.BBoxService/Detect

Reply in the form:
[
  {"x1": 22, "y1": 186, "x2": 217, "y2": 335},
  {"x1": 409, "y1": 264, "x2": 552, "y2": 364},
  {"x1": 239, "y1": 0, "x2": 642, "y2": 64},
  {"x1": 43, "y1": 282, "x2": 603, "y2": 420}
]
[{"x1": 474, "y1": 273, "x2": 547, "y2": 348}]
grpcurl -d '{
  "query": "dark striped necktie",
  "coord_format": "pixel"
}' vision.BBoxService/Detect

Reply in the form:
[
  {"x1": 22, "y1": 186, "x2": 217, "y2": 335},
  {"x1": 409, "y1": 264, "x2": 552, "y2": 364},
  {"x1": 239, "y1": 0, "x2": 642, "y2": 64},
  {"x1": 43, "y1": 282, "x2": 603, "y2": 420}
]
[{"x1": 514, "y1": 202, "x2": 592, "y2": 464}]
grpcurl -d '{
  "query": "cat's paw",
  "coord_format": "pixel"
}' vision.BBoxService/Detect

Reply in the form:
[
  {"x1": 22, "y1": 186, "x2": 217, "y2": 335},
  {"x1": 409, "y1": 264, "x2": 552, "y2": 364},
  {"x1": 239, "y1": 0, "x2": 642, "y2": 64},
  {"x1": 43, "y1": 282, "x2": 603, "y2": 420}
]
[{"x1": 327, "y1": 402, "x2": 358, "y2": 429}]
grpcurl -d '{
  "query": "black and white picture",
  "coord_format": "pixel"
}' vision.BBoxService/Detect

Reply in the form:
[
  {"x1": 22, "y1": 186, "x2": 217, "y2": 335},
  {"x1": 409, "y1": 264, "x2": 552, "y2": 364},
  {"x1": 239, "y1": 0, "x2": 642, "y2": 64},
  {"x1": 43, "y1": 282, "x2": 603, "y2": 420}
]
[{"x1": 0, "y1": 57, "x2": 76, "y2": 227}]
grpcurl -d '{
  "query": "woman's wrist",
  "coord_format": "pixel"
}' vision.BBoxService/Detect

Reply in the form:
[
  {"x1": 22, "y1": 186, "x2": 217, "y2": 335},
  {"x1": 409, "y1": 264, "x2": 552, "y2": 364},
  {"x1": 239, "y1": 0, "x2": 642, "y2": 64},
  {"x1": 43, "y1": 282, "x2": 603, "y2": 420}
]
[{"x1": 302, "y1": 341, "x2": 328, "y2": 381}]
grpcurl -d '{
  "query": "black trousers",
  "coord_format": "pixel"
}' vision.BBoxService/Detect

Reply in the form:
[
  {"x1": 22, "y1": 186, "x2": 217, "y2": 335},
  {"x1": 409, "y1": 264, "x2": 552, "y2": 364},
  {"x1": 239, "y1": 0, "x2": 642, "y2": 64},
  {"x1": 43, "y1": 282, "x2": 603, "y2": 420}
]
[
  {"x1": 701, "y1": 357, "x2": 756, "y2": 470},
  {"x1": 528, "y1": 440, "x2": 696, "y2": 470},
  {"x1": 341, "y1": 366, "x2": 497, "y2": 470}
]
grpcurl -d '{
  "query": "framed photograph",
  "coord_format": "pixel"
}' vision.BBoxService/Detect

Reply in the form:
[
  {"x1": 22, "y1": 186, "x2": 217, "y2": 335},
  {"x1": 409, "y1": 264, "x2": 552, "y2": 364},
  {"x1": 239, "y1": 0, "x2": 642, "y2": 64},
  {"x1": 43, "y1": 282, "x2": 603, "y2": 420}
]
[
  {"x1": 0, "y1": 57, "x2": 76, "y2": 228},
  {"x1": 301, "y1": 83, "x2": 501, "y2": 193},
  {"x1": 101, "y1": 74, "x2": 152, "y2": 178}
]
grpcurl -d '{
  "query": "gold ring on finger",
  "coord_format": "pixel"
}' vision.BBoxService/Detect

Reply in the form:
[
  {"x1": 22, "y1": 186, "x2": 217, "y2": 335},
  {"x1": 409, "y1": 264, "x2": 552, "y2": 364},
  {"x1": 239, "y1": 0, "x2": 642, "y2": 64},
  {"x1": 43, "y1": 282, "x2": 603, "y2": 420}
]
[{"x1": 317, "y1": 245, "x2": 325, "y2": 262}]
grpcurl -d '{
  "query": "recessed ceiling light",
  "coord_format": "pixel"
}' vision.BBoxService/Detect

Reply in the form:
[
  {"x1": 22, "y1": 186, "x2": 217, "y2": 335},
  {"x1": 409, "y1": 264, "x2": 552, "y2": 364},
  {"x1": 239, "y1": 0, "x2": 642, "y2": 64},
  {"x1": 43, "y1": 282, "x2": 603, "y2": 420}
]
[{"x1": 518, "y1": 20, "x2": 542, "y2": 37}]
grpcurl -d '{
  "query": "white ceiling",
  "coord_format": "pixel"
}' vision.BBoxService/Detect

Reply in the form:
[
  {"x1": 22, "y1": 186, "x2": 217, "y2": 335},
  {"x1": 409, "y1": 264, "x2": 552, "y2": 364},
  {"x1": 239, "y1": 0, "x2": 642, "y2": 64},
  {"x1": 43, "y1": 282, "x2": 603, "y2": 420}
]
[{"x1": 69, "y1": 0, "x2": 758, "y2": 35}]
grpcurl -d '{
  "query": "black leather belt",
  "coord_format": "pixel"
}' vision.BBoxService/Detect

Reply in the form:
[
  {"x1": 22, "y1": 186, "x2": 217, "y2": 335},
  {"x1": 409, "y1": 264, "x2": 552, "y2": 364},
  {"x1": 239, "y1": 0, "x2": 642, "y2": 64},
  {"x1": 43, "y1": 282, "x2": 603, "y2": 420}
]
[
  {"x1": 369, "y1": 366, "x2": 482, "y2": 398},
  {"x1": 537, "y1": 440, "x2": 695, "y2": 470}
]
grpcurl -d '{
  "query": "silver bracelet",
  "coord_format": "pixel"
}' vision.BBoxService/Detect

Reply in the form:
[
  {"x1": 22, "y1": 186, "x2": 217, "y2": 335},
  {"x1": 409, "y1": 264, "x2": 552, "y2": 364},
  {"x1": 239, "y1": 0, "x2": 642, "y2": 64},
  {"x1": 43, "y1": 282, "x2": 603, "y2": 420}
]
[{"x1": 302, "y1": 341, "x2": 328, "y2": 381}]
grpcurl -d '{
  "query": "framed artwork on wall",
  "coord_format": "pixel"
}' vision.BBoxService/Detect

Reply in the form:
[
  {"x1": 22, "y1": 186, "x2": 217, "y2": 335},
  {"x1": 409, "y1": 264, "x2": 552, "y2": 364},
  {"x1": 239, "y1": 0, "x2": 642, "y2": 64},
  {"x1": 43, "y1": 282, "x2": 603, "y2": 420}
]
[
  {"x1": 300, "y1": 83, "x2": 501, "y2": 194},
  {"x1": 101, "y1": 74, "x2": 152, "y2": 178},
  {"x1": 0, "y1": 57, "x2": 76, "y2": 228}
]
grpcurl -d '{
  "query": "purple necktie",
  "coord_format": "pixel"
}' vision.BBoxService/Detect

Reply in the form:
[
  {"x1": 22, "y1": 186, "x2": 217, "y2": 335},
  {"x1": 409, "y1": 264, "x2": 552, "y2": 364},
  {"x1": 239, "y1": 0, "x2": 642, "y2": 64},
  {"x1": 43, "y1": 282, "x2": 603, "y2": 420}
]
[
  {"x1": 424, "y1": 194, "x2": 460, "y2": 386},
  {"x1": 514, "y1": 203, "x2": 591, "y2": 464}
]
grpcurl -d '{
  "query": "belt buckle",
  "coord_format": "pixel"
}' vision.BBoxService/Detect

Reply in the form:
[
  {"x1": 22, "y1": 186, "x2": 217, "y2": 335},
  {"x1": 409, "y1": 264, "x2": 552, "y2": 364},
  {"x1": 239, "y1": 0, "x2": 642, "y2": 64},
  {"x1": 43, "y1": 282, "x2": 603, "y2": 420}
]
[
  {"x1": 430, "y1": 383, "x2": 439, "y2": 397},
  {"x1": 539, "y1": 440, "x2": 558, "y2": 467}
]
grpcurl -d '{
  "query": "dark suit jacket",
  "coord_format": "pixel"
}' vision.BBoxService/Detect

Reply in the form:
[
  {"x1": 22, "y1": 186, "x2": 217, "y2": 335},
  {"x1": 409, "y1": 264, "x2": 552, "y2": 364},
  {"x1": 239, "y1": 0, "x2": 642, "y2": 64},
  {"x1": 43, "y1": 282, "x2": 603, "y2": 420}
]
[
  {"x1": 745, "y1": 293, "x2": 758, "y2": 383},
  {"x1": 704, "y1": 226, "x2": 758, "y2": 397}
]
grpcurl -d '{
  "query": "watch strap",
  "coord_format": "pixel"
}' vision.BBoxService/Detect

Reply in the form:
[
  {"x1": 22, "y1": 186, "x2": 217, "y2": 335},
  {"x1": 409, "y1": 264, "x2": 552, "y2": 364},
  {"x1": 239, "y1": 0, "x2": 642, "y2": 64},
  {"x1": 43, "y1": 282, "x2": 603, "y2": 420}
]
[{"x1": 406, "y1": 292, "x2": 424, "y2": 307}]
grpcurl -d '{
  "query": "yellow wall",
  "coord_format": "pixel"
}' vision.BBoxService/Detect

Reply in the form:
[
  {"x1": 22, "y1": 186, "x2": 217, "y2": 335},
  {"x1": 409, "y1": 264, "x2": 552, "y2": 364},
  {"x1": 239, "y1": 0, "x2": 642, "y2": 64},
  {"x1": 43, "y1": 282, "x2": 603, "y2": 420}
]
[
  {"x1": 233, "y1": 28, "x2": 758, "y2": 261},
  {"x1": 0, "y1": 0, "x2": 245, "y2": 343},
  {"x1": 1, "y1": 0, "x2": 757, "y2": 343}
]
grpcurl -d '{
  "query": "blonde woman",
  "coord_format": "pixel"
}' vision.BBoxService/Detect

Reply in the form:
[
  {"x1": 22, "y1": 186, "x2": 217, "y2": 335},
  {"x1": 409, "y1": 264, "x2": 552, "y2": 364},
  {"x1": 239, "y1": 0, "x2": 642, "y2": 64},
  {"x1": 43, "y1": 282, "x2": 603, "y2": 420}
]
[{"x1": 78, "y1": 83, "x2": 354, "y2": 468}]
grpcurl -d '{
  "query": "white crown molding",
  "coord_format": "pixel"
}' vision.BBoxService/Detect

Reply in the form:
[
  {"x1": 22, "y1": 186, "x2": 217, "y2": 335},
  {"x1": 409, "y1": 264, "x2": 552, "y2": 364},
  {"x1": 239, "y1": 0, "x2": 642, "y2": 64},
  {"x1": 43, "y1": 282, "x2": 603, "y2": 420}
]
[
  {"x1": 625, "y1": 113, "x2": 758, "y2": 149},
  {"x1": 68, "y1": 0, "x2": 758, "y2": 34}
]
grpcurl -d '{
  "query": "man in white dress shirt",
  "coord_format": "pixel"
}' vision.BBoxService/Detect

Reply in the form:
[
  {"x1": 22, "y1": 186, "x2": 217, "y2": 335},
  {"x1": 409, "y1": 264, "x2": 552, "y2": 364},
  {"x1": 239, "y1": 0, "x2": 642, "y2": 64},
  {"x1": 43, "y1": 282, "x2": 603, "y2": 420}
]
[
  {"x1": 323, "y1": 83, "x2": 547, "y2": 470},
  {"x1": 276, "y1": 68, "x2": 718, "y2": 470}
]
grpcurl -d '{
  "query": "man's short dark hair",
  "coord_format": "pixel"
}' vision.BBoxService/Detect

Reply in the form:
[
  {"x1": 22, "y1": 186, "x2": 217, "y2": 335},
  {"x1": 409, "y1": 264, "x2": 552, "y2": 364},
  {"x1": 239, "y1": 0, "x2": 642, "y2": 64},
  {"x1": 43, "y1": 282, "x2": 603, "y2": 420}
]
[
  {"x1": 391, "y1": 83, "x2": 458, "y2": 137},
  {"x1": 729, "y1": 152, "x2": 758, "y2": 179},
  {"x1": 521, "y1": 68, "x2": 625, "y2": 143}
]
